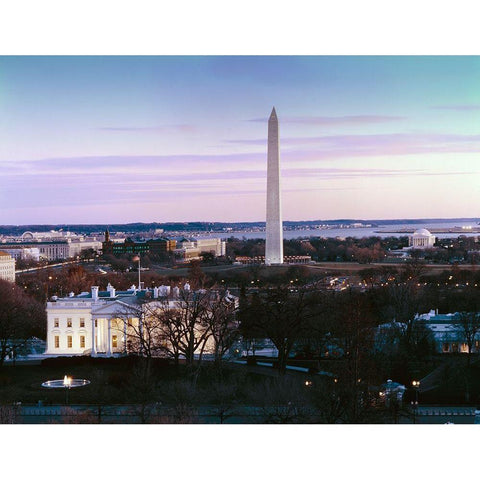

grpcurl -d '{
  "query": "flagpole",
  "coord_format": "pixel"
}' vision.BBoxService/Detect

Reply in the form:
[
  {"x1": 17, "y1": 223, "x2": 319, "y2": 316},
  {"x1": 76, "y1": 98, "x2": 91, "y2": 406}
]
[{"x1": 138, "y1": 255, "x2": 141, "y2": 290}]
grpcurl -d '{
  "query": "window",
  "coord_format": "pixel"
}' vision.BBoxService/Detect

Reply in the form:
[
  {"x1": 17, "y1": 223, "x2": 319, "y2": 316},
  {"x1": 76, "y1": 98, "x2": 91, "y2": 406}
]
[
  {"x1": 80, "y1": 335, "x2": 85, "y2": 348},
  {"x1": 67, "y1": 336, "x2": 72, "y2": 348},
  {"x1": 95, "y1": 319, "x2": 97, "y2": 327},
  {"x1": 112, "y1": 335, "x2": 117, "y2": 348},
  {"x1": 452, "y1": 343, "x2": 458, "y2": 353},
  {"x1": 461, "y1": 343, "x2": 469, "y2": 353},
  {"x1": 67, "y1": 318, "x2": 72, "y2": 328},
  {"x1": 54, "y1": 336, "x2": 60, "y2": 348},
  {"x1": 54, "y1": 318, "x2": 59, "y2": 328},
  {"x1": 80, "y1": 318, "x2": 85, "y2": 328}
]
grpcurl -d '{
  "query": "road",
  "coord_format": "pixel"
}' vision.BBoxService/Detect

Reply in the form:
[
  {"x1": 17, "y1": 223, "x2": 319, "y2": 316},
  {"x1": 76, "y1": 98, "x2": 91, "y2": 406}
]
[{"x1": 12, "y1": 403, "x2": 478, "y2": 424}]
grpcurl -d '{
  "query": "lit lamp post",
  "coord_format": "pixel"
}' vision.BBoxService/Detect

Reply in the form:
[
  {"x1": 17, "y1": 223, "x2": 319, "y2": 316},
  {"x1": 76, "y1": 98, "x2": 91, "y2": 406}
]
[
  {"x1": 132, "y1": 255, "x2": 141, "y2": 289},
  {"x1": 64, "y1": 375, "x2": 72, "y2": 405},
  {"x1": 411, "y1": 380, "x2": 420, "y2": 424}
]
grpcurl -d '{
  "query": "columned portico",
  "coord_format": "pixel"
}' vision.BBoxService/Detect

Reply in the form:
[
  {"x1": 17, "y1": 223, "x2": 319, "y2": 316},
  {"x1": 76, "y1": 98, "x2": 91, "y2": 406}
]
[
  {"x1": 91, "y1": 316, "x2": 97, "y2": 356},
  {"x1": 107, "y1": 318, "x2": 112, "y2": 355}
]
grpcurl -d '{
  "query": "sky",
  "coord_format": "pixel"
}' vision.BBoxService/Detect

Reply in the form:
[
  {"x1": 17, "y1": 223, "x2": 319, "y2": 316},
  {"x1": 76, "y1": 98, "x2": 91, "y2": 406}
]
[{"x1": 1, "y1": 55, "x2": 480, "y2": 225}]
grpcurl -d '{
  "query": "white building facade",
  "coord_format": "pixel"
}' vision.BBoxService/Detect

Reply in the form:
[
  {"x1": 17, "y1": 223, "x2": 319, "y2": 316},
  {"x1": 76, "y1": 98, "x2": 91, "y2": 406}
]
[
  {"x1": 0, "y1": 238, "x2": 101, "y2": 261},
  {"x1": 1, "y1": 247, "x2": 40, "y2": 262},
  {"x1": 408, "y1": 228, "x2": 436, "y2": 249},
  {"x1": 45, "y1": 284, "x2": 238, "y2": 358},
  {"x1": 417, "y1": 310, "x2": 480, "y2": 354},
  {"x1": 0, "y1": 251, "x2": 15, "y2": 282}
]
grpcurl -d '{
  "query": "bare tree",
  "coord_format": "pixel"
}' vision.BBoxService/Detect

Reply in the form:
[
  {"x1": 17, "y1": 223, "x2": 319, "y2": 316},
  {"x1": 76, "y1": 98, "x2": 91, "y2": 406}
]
[
  {"x1": 454, "y1": 311, "x2": 480, "y2": 367},
  {"x1": 158, "y1": 289, "x2": 213, "y2": 367},
  {"x1": 161, "y1": 379, "x2": 198, "y2": 423},
  {"x1": 118, "y1": 287, "x2": 232, "y2": 368},
  {"x1": 125, "y1": 359, "x2": 161, "y2": 423},
  {"x1": 206, "y1": 290, "x2": 239, "y2": 365},
  {"x1": 249, "y1": 377, "x2": 313, "y2": 424},
  {"x1": 0, "y1": 404, "x2": 18, "y2": 424},
  {"x1": 242, "y1": 287, "x2": 316, "y2": 374},
  {"x1": 0, "y1": 279, "x2": 45, "y2": 367}
]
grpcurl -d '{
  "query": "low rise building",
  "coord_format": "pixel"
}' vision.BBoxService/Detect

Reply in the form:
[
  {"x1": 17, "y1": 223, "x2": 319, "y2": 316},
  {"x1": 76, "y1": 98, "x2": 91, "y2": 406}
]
[
  {"x1": 102, "y1": 230, "x2": 176, "y2": 257},
  {"x1": 1, "y1": 247, "x2": 40, "y2": 262},
  {"x1": 45, "y1": 283, "x2": 238, "y2": 358},
  {"x1": 408, "y1": 228, "x2": 436, "y2": 249},
  {"x1": 234, "y1": 255, "x2": 312, "y2": 265},
  {"x1": 377, "y1": 310, "x2": 480, "y2": 355},
  {"x1": 417, "y1": 310, "x2": 480, "y2": 353},
  {"x1": 0, "y1": 251, "x2": 15, "y2": 282},
  {"x1": 0, "y1": 239, "x2": 101, "y2": 261}
]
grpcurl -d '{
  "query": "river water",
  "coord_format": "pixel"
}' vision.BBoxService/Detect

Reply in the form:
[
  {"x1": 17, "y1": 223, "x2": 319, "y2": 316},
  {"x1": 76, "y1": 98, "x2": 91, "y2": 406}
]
[{"x1": 196, "y1": 220, "x2": 480, "y2": 241}]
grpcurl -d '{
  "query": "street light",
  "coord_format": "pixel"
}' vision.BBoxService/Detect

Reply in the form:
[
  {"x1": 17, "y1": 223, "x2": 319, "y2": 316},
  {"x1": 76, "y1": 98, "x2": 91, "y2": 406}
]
[
  {"x1": 411, "y1": 380, "x2": 420, "y2": 424},
  {"x1": 132, "y1": 255, "x2": 141, "y2": 289}
]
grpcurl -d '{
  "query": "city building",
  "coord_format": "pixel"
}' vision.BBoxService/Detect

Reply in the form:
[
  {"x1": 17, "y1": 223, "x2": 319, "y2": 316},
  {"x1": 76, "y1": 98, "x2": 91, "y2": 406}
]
[
  {"x1": 1, "y1": 247, "x2": 40, "y2": 262},
  {"x1": 234, "y1": 255, "x2": 312, "y2": 265},
  {"x1": 265, "y1": 107, "x2": 283, "y2": 265},
  {"x1": 376, "y1": 310, "x2": 480, "y2": 355},
  {"x1": 0, "y1": 238, "x2": 101, "y2": 261},
  {"x1": 416, "y1": 310, "x2": 479, "y2": 353},
  {"x1": 102, "y1": 230, "x2": 176, "y2": 257},
  {"x1": 0, "y1": 251, "x2": 15, "y2": 282},
  {"x1": 174, "y1": 237, "x2": 226, "y2": 263},
  {"x1": 408, "y1": 228, "x2": 436, "y2": 249},
  {"x1": 45, "y1": 283, "x2": 238, "y2": 357}
]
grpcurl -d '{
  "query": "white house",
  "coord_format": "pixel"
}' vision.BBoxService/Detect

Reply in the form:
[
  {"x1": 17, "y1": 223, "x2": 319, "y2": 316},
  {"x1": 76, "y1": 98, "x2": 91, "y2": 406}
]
[{"x1": 45, "y1": 283, "x2": 238, "y2": 358}]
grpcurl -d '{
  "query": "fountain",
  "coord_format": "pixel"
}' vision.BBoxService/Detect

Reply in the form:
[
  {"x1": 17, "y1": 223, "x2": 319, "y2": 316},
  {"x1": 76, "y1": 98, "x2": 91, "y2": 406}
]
[
  {"x1": 42, "y1": 376, "x2": 90, "y2": 388},
  {"x1": 42, "y1": 375, "x2": 90, "y2": 404}
]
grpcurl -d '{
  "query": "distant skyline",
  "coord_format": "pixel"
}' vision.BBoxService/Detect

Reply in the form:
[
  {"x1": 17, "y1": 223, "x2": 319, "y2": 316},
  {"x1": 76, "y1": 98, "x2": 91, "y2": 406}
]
[{"x1": 1, "y1": 56, "x2": 480, "y2": 224}]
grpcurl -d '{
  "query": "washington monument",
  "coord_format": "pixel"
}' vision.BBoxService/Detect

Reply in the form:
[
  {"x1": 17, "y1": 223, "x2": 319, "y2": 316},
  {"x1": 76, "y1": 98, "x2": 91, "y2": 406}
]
[{"x1": 265, "y1": 107, "x2": 283, "y2": 265}]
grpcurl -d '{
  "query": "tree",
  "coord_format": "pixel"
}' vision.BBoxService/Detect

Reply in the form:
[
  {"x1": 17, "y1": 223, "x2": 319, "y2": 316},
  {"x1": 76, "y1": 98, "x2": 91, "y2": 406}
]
[
  {"x1": 0, "y1": 280, "x2": 45, "y2": 368},
  {"x1": 119, "y1": 286, "x2": 232, "y2": 368},
  {"x1": 188, "y1": 260, "x2": 206, "y2": 288},
  {"x1": 241, "y1": 287, "x2": 315, "y2": 374},
  {"x1": 206, "y1": 290, "x2": 239, "y2": 365},
  {"x1": 451, "y1": 288, "x2": 480, "y2": 368},
  {"x1": 154, "y1": 288, "x2": 214, "y2": 367},
  {"x1": 125, "y1": 359, "x2": 161, "y2": 423},
  {"x1": 249, "y1": 377, "x2": 313, "y2": 424},
  {"x1": 330, "y1": 289, "x2": 378, "y2": 422}
]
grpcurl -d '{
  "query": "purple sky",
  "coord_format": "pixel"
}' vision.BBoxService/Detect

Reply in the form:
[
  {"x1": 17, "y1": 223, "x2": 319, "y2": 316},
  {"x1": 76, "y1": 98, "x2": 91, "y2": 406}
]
[{"x1": 1, "y1": 56, "x2": 480, "y2": 224}]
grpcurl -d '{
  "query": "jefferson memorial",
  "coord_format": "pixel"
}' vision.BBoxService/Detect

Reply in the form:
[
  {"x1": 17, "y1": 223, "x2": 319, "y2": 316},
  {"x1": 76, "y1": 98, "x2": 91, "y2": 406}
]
[{"x1": 408, "y1": 228, "x2": 436, "y2": 249}]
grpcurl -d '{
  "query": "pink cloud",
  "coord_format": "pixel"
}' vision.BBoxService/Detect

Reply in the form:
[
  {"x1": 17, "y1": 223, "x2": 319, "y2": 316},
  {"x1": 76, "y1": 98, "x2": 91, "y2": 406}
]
[{"x1": 248, "y1": 115, "x2": 406, "y2": 125}]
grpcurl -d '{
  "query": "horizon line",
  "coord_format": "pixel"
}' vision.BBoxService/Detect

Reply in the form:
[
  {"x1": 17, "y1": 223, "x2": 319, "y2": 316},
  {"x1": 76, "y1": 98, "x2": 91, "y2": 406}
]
[{"x1": 1, "y1": 216, "x2": 479, "y2": 228}]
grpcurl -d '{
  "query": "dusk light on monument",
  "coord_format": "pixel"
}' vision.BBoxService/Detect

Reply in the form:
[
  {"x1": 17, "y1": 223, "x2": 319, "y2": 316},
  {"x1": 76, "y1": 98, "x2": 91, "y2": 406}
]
[{"x1": 2, "y1": 55, "x2": 480, "y2": 427}]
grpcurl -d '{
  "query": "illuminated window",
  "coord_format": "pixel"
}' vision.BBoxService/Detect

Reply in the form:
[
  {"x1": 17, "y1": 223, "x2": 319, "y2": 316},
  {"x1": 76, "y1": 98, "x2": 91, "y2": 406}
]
[
  {"x1": 54, "y1": 318, "x2": 59, "y2": 328},
  {"x1": 80, "y1": 318, "x2": 85, "y2": 328},
  {"x1": 80, "y1": 335, "x2": 85, "y2": 348},
  {"x1": 461, "y1": 343, "x2": 469, "y2": 353},
  {"x1": 112, "y1": 335, "x2": 117, "y2": 348},
  {"x1": 54, "y1": 336, "x2": 60, "y2": 348},
  {"x1": 67, "y1": 318, "x2": 72, "y2": 328},
  {"x1": 67, "y1": 336, "x2": 72, "y2": 348}
]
